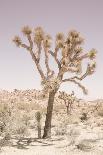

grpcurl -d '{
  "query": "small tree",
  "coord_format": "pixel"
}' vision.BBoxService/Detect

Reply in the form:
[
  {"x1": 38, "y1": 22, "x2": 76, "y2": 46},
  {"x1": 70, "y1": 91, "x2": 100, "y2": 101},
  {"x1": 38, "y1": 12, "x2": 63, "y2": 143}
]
[
  {"x1": 58, "y1": 91, "x2": 75, "y2": 114},
  {"x1": 13, "y1": 26, "x2": 97, "y2": 138}
]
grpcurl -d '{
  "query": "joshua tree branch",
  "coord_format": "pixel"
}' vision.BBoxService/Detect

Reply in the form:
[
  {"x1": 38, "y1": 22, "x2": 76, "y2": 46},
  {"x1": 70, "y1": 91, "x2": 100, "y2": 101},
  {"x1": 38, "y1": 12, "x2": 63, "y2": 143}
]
[
  {"x1": 67, "y1": 63, "x2": 93, "y2": 81},
  {"x1": 44, "y1": 48, "x2": 52, "y2": 76},
  {"x1": 27, "y1": 34, "x2": 33, "y2": 49},
  {"x1": 21, "y1": 43, "x2": 30, "y2": 50},
  {"x1": 62, "y1": 78, "x2": 87, "y2": 94},
  {"x1": 48, "y1": 50, "x2": 61, "y2": 70},
  {"x1": 31, "y1": 52, "x2": 46, "y2": 79},
  {"x1": 61, "y1": 63, "x2": 94, "y2": 94},
  {"x1": 67, "y1": 67, "x2": 79, "y2": 73},
  {"x1": 76, "y1": 53, "x2": 88, "y2": 61},
  {"x1": 69, "y1": 73, "x2": 88, "y2": 81},
  {"x1": 37, "y1": 45, "x2": 41, "y2": 62},
  {"x1": 20, "y1": 41, "x2": 46, "y2": 80}
]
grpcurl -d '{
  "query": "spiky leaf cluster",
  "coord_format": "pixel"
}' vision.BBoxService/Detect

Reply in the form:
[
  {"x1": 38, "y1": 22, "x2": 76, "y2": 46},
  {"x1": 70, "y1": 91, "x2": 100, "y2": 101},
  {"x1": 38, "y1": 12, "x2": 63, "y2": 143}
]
[
  {"x1": 68, "y1": 30, "x2": 84, "y2": 44},
  {"x1": 41, "y1": 77, "x2": 61, "y2": 93},
  {"x1": 43, "y1": 34, "x2": 52, "y2": 48},
  {"x1": 34, "y1": 27, "x2": 44, "y2": 44},
  {"x1": 88, "y1": 49, "x2": 97, "y2": 60},
  {"x1": 13, "y1": 36, "x2": 22, "y2": 47},
  {"x1": 87, "y1": 61, "x2": 96, "y2": 75},
  {"x1": 22, "y1": 26, "x2": 32, "y2": 35},
  {"x1": 56, "y1": 33, "x2": 64, "y2": 48}
]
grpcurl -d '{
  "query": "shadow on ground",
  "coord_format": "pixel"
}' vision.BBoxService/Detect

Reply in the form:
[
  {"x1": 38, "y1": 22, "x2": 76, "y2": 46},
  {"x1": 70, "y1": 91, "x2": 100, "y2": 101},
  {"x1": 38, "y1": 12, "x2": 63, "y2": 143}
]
[{"x1": 10, "y1": 136, "x2": 64, "y2": 149}]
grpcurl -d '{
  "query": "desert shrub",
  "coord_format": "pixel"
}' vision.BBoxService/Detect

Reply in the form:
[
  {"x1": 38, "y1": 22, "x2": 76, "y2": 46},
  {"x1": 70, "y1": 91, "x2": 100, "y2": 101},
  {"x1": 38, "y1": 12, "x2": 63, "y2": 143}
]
[
  {"x1": 21, "y1": 114, "x2": 31, "y2": 126},
  {"x1": 0, "y1": 135, "x2": 12, "y2": 148},
  {"x1": 0, "y1": 102, "x2": 30, "y2": 138},
  {"x1": 80, "y1": 112, "x2": 88, "y2": 121},
  {"x1": 0, "y1": 121, "x2": 5, "y2": 133},
  {"x1": 15, "y1": 102, "x2": 33, "y2": 111},
  {"x1": 12, "y1": 124, "x2": 27, "y2": 135},
  {"x1": 76, "y1": 140, "x2": 93, "y2": 152},
  {"x1": 97, "y1": 109, "x2": 103, "y2": 117},
  {"x1": 16, "y1": 101, "x2": 43, "y2": 112},
  {"x1": 6, "y1": 111, "x2": 30, "y2": 136},
  {"x1": 54, "y1": 123, "x2": 67, "y2": 136},
  {"x1": 55, "y1": 127, "x2": 66, "y2": 136},
  {"x1": 96, "y1": 104, "x2": 103, "y2": 117},
  {"x1": 0, "y1": 103, "x2": 12, "y2": 134}
]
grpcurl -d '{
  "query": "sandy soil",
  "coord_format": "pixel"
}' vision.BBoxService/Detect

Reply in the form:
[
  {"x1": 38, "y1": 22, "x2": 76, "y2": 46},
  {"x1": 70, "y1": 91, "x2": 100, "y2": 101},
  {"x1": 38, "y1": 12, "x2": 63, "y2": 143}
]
[{"x1": 0, "y1": 90, "x2": 103, "y2": 155}]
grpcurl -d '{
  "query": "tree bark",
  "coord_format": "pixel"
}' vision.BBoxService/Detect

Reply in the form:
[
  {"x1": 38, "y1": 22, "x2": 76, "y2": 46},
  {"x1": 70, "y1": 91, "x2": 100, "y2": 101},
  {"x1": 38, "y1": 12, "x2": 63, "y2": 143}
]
[{"x1": 43, "y1": 90, "x2": 56, "y2": 138}]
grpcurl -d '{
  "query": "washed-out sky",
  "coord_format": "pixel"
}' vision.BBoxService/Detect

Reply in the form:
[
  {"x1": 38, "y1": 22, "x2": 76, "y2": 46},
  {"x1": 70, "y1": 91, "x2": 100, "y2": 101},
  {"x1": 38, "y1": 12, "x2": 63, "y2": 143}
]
[{"x1": 0, "y1": 0, "x2": 103, "y2": 100}]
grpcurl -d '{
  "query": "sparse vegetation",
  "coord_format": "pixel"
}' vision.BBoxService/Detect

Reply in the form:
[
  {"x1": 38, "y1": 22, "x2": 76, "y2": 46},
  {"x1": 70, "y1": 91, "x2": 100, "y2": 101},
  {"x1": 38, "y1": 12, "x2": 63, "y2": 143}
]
[{"x1": 0, "y1": 90, "x2": 103, "y2": 154}]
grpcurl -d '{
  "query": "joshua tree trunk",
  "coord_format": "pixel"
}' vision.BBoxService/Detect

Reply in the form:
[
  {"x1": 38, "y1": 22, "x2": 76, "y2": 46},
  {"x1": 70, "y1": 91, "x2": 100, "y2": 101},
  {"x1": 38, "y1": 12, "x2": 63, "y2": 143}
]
[{"x1": 43, "y1": 90, "x2": 56, "y2": 138}]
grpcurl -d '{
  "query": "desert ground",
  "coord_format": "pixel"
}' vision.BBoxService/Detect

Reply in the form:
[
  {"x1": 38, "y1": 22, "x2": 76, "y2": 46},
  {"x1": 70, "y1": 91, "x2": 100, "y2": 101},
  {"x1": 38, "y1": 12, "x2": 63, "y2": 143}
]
[{"x1": 0, "y1": 89, "x2": 103, "y2": 155}]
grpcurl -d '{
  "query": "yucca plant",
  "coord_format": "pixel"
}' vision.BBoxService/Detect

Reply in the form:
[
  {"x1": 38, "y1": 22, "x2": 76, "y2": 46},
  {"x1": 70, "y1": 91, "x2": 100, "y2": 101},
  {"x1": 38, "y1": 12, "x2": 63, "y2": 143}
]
[{"x1": 35, "y1": 111, "x2": 42, "y2": 138}]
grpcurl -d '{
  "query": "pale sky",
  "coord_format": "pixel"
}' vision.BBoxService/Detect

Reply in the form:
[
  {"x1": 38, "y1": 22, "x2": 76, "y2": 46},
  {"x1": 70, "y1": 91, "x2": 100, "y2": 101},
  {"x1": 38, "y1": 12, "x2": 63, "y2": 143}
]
[{"x1": 0, "y1": 0, "x2": 103, "y2": 100}]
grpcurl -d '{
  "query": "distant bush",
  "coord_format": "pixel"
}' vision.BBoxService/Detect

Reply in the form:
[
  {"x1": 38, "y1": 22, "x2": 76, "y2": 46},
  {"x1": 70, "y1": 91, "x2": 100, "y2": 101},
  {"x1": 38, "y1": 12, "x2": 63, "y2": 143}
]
[
  {"x1": 76, "y1": 140, "x2": 92, "y2": 152},
  {"x1": 80, "y1": 112, "x2": 88, "y2": 121},
  {"x1": 97, "y1": 108, "x2": 103, "y2": 117},
  {"x1": 54, "y1": 123, "x2": 67, "y2": 136},
  {"x1": 94, "y1": 103, "x2": 103, "y2": 117},
  {"x1": 55, "y1": 127, "x2": 66, "y2": 136}
]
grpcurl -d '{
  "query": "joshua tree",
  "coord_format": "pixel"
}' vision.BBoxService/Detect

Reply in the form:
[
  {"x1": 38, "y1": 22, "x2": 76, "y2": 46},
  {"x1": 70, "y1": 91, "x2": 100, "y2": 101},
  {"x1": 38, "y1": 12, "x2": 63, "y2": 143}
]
[
  {"x1": 13, "y1": 26, "x2": 97, "y2": 138},
  {"x1": 58, "y1": 91, "x2": 75, "y2": 114}
]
